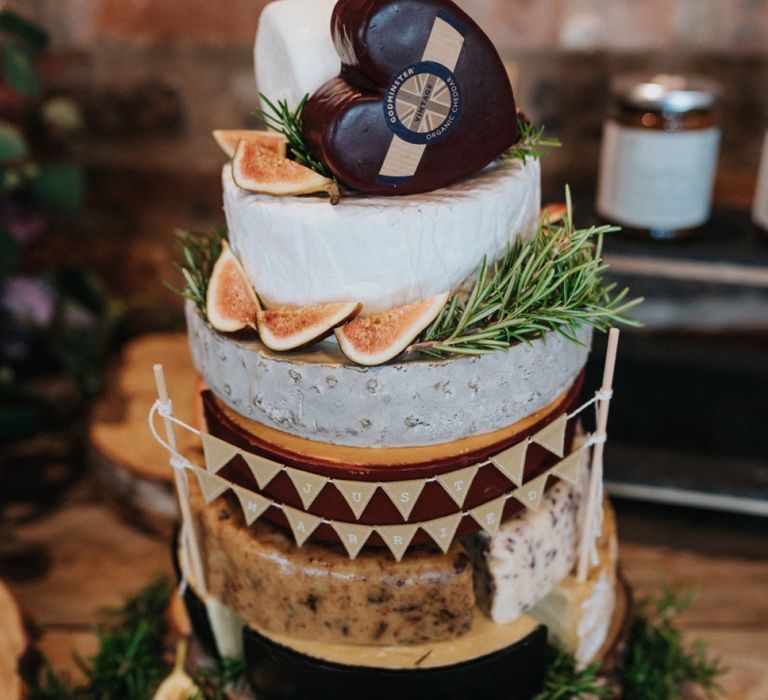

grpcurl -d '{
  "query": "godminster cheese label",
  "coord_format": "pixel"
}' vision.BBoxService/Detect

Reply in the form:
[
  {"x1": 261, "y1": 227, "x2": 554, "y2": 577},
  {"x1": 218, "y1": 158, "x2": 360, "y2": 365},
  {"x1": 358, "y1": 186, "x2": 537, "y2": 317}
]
[{"x1": 378, "y1": 11, "x2": 465, "y2": 184}]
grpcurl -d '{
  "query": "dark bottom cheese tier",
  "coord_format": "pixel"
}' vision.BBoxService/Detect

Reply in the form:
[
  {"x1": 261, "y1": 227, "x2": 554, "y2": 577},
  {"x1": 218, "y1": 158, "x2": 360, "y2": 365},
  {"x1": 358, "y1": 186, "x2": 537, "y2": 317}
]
[
  {"x1": 189, "y1": 479, "x2": 475, "y2": 645},
  {"x1": 241, "y1": 614, "x2": 547, "y2": 700}
]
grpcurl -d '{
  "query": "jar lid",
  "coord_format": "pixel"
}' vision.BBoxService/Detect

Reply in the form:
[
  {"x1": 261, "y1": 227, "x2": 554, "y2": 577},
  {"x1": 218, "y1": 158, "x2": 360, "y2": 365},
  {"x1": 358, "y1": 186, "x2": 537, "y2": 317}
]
[{"x1": 612, "y1": 73, "x2": 721, "y2": 112}]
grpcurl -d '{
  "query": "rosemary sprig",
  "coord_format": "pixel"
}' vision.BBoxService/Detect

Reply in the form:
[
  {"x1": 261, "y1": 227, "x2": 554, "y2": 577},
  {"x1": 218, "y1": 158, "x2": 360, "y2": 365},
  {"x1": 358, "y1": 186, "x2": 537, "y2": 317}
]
[
  {"x1": 254, "y1": 93, "x2": 333, "y2": 178},
  {"x1": 503, "y1": 118, "x2": 562, "y2": 162},
  {"x1": 412, "y1": 189, "x2": 643, "y2": 357},
  {"x1": 620, "y1": 589, "x2": 726, "y2": 700},
  {"x1": 534, "y1": 646, "x2": 612, "y2": 699},
  {"x1": 29, "y1": 576, "x2": 173, "y2": 700},
  {"x1": 167, "y1": 228, "x2": 228, "y2": 320}
]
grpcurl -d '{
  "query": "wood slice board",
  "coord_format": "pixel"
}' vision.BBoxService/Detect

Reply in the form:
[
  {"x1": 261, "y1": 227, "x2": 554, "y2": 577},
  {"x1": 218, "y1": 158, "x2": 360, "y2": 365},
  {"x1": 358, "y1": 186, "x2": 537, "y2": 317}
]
[
  {"x1": 88, "y1": 333, "x2": 202, "y2": 533},
  {"x1": 0, "y1": 578, "x2": 28, "y2": 700}
]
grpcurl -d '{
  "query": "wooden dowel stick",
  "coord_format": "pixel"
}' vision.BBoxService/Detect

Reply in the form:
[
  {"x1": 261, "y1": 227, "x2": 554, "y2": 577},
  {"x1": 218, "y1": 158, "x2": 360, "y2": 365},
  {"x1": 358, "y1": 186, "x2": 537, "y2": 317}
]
[
  {"x1": 153, "y1": 364, "x2": 208, "y2": 594},
  {"x1": 577, "y1": 328, "x2": 620, "y2": 582}
]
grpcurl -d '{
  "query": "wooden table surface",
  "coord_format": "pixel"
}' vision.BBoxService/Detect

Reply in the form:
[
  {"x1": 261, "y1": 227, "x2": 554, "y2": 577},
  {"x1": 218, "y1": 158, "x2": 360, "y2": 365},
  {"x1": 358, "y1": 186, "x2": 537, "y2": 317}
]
[{"x1": 4, "y1": 335, "x2": 767, "y2": 699}]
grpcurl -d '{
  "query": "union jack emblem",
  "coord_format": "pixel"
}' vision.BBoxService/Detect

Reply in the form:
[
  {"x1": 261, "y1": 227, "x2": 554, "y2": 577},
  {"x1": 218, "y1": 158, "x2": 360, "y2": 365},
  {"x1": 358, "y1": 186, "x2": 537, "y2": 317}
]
[{"x1": 395, "y1": 73, "x2": 452, "y2": 134}]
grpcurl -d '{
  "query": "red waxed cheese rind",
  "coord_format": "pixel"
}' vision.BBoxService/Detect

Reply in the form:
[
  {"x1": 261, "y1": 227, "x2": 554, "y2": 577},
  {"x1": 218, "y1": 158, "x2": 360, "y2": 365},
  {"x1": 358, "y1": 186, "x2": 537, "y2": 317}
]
[
  {"x1": 200, "y1": 373, "x2": 583, "y2": 546},
  {"x1": 303, "y1": 0, "x2": 519, "y2": 196}
]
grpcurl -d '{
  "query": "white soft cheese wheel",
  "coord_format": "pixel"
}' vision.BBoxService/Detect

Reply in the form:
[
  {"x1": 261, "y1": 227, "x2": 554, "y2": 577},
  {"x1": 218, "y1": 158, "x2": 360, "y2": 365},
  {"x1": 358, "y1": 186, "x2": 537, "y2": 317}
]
[
  {"x1": 254, "y1": 0, "x2": 340, "y2": 112},
  {"x1": 224, "y1": 158, "x2": 541, "y2": 313}
]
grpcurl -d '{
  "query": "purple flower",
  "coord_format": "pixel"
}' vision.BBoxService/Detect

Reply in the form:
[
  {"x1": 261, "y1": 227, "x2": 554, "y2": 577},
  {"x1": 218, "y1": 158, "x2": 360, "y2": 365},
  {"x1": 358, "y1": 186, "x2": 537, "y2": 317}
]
[{"x1": 1, "y1": 275, "x2": 55, "y2": 328}]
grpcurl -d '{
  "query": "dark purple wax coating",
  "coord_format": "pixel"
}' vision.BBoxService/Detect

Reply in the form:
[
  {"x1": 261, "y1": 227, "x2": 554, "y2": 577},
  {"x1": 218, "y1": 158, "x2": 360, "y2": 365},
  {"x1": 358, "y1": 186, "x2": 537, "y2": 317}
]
[{"x1": 303, "y1": 0, "x2": 519, "y2": 196}]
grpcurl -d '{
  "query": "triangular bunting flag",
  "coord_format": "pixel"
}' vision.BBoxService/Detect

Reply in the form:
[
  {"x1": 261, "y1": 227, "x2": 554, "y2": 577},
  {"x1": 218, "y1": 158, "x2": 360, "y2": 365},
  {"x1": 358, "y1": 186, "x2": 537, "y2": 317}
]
[
  {"x1": 531, "y1": 414, "x2": 567, "y2": 458},
  {"x1": 284, "y1": 467, "x2": 330, "y2": 509},
  {"x1": 192, "y1": 466, "x2": 230, "y2": 504},
  {"x1": 282, "y1": 506, "x2": 322, "y2": 546},
  {"x1": 489, "y1": 441, "x2": 528, "y2": 487},
  {"x1": 232, "y1": 485, "x2": 271, "y2": 525},
  {"x1": 436, "y1": 465, "x2": 480, "y2": 508},
  {"x1": 469, "y1": 495, "x2": 507, "y2": 536},
  {"x1": 241, "y1": 451, "x2": 283, "y2": 489},
  {"x1": 380, "y1": 480, "x2": 426, "y2": 520},
  {"x1": 334, "y1": 480, "x2": 379, "y2": 519},
  {"x1": 331, "y1": 522, "x2": 373, "y2": 559},
  {"x1": 511, "y1": 472, "x2": 550, "y2": 512},
  {"x1": 375, "y1": 524, "x2": 419, "y2": 562},
  {"x1": 551, "y1": 448, "x2": 583, "y2": 485},
  {"x1": 202, "y1": 433, "x2": 238, "y2": 474},
  {"x1": 421, "y1": 513, "x2": 463, "y2": 554}
]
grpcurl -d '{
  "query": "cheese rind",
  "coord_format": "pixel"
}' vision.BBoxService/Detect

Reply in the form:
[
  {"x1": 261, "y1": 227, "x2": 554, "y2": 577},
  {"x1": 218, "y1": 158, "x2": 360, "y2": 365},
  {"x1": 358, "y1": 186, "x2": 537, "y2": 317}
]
[
  {"x1": 190, "y1": 480, "x2": 475, "y2": 646},
  {"x1": 224, "y1": 158, "x2": 541, "y2": 314},
  {"x1": 254, "y1": 0, "x2": 340, "y2": 112}
]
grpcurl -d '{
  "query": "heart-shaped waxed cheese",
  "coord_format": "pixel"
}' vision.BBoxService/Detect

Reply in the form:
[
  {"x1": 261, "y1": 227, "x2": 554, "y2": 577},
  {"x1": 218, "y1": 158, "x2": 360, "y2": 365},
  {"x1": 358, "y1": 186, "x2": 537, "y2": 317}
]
[{"x1": 303, "y1": 0, "x2": 519, "y2": 196}]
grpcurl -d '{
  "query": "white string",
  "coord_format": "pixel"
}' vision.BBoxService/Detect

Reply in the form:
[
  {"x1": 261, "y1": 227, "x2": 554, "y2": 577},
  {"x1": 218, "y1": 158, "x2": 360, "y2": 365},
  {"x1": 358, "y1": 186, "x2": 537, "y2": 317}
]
[{"x1": 567, "y1": 388, "x2": 614, "y2": 420}]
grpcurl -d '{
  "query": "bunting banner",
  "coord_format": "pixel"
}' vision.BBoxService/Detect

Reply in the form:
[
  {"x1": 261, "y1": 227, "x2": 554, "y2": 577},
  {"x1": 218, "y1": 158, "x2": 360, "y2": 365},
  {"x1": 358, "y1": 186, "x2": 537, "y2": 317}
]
[
  {"x1": 469, "y1": 494, "x2": 507, "y2": 536},
  {"x1": 331, "y1": 522, "x2": 374, "y2": 559},
  {"x1": 421, "y1": 513, "x2": 463, "y2": 554},
  {"x1": 192, "y1": 466, "x2": 231, "y2": 504},
  {"x1": 379, "y1": 480, "x2": 427, "y2": 520},
  {"x1": 489, "y1": 440, "x2": 527, "y2": 487},
  {"x1": 232, "y1": 485, "x2": 271, "y2": 526},
  {"x1": 530, "y1": 413, "x2": 567, "y2": 458},
  {"x1": 284, "y1": 467, "x2": 330, "y2": 509},
  {"x1": 375, "y1": 524, "x2": 420, "y2": 562},
  {"x1": 201, "y1": 433, "x2": 238, "y2": 474},
  {"x1": 283, "y1": 505, "x2": 322, "y2": 546},
  {"x1": 152, "y1": 383, "x2": 610, "y2": 560},
  {"x1": 510, "y1": 472, "x2": 550, "y2": 512},
  {"x1": 436, "y1": 464, "x2": 479, "y2": 507},
  {"x1": 242, "y1": 452, "x2": 283, "y2": 489},
  {"x1": 334, "y1": 479, "x2": 379, "y2": 519}
]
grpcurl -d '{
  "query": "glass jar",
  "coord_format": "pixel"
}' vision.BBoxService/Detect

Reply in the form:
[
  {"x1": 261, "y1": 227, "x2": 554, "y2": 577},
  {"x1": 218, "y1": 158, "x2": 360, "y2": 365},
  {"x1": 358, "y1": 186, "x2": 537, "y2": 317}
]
[
  {"x1": 753, "y1": 130, "x2": 768, "y2": 236},
  {"x1": 596, "y1": 74, "x2": 722, "y2": 240}
]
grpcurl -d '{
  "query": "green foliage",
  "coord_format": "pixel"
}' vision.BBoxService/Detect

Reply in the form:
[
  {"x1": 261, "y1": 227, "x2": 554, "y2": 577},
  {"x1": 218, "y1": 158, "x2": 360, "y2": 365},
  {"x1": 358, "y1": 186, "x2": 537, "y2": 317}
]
[
  {"x1": 535, "y1": 646, "x2": 611, "y2": 699},
  {"x1": 0, "y1": 225, "x2": 20, "y2": 275},
  {"x1": 0, "y1": 9, "x2": 50, "y2": 52},
  {"x1": 193, "y1": 656, "x2": 248, "y2": 700},
  {"x1": 0, "y1": 120, "x2": 27, "y2": 161},
  {"x1": 503, "y1": 119, "x2": 562, "y2": 163},
  {"x1": 28, "y1": 163, "x2": 84, "y2": 213},
  {"x1": 620, "y1": 589, "x2": 726, "y2": 700},
  {"x1": 415, "y1": 190, "x2": 643, "y2": 356},
  {"x1": 29, "y1": 576, "x2": 173, "y2": 700},
  {"x1": 169, "y1": 228, "x2": 228, "y2": 320},
  {"x1": 254, "y1": 93, "x2": 334, "y2": 178},
  {"x1": 2, "y1": 42, "x2": 41, "y2": 98}
]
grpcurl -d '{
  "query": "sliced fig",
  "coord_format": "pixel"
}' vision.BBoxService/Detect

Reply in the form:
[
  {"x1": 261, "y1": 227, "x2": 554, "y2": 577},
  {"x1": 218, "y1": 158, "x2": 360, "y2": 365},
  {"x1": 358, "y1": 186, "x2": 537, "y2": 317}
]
[
  {"x1": 541, "y1": 203, "x2": 568, "y2": 226},
  {"x1": 258, "y1": 302, "x2": 362, "y2": 352},
  {"x1": 206, "y1": 240, "x2": 261, "y2": 333},
  {"x1": 232, "y1": 141, "x2": 339, "y2": 202},
  {"x1": 335, "y1": 293, "x2": 450, "y2": 366},
  {"x1": 213, "y1": 129, "x2": 288, "y2": 159}
]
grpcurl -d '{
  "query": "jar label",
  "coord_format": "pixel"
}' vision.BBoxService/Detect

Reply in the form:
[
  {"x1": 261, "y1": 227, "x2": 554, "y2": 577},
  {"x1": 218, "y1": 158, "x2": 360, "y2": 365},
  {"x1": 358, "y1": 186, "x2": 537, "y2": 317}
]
[
  {"x1": 753, "y1": 131, "x2": 768, "y2": 229},
  {"x1": 597, "y1": 121, "x2": 721, "y2": 230}
]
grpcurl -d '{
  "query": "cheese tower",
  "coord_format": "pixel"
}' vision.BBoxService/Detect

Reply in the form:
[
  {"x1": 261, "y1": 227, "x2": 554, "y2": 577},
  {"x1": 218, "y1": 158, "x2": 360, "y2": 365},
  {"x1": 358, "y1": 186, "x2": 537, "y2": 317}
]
[{"x1": 165, "y1": 1, "x2": 632, "y2": 698}]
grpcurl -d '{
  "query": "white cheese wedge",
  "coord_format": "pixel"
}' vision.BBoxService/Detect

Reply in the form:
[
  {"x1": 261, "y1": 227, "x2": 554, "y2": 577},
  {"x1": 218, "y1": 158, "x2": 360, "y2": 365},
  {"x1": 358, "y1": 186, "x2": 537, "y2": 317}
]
[
  {"x1": 529, "y1": 501, "x2": 619, "y2": 668},
  {"x1": 254, "y1": 0, "x2": 340, "y2": 112},
  {"x1": 466, "y1": 441, "x2": 588, "y2": 624},
  {"x1": 224, "y1": 157, "x2": 541, "y2": 313}
]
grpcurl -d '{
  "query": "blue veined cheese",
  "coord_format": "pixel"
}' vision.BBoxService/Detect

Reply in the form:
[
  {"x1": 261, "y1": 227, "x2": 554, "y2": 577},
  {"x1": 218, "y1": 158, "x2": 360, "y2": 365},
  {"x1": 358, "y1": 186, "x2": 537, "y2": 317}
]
[
  {"x1": 529, "y1": 501, "x2": 618, "y2": 667},
  {"x1": 223, "y1": 157, "x2": 541, "y2": 314},
  {"x1": 254, "y1": 0, "x2": 340, "y2": 113},
  {"x1": 465, "y1": 441, "x2": 588, "y2": 624}
]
